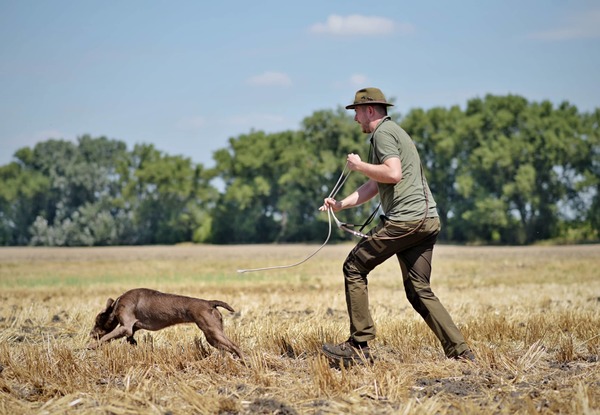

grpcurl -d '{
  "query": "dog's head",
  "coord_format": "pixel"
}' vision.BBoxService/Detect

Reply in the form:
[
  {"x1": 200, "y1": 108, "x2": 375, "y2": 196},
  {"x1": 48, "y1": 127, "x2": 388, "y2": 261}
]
[{"x1": 89, "y1": 297, "x2": 119, "y2": 339}]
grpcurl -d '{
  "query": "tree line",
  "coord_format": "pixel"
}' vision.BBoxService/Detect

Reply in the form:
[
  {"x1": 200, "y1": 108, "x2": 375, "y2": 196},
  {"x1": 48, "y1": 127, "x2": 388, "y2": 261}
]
[{"x1": 1, "y1": 94, "x2": 598, "y2": 246}]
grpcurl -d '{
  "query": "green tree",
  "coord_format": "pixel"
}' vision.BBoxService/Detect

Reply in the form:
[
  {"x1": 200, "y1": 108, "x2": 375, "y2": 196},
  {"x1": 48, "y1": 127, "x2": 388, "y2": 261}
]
[
  {"x1": 25, "y1": 136, "x2": 131, "y2": 246},
  {"x1": 401, "y1": 105, "x2": 467, "y2": 241},
  {"x1": 0, "y1": 160, "x2": 50, "y2": 245},
  {"x1": 211, "y1": 130, "x2": 297, "y2": 244},
  {"x1": 575, "y1": 108, "x2": 600, "y2": 239},
  {"x1": 120, "y1": 144, "x2": 217, "y2": 244},
  {"x1": 211, "y1": 108, "x2": 372, "y2": 244},
  {"x1": 300, "y1": 108, "x2": 379, "y2": 239},
  {"x1": 1, "y1": 96, "x2": 596, "y2": 246},
  {"x1": 452, "y1": 95, "x2": 595, "y2": 244}
]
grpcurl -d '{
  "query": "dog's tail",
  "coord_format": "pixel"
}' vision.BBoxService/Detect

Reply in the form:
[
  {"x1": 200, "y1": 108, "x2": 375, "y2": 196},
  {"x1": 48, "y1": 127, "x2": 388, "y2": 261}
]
[{"x1": 209, "y1": 300, "x2": 235, "y2": 313}]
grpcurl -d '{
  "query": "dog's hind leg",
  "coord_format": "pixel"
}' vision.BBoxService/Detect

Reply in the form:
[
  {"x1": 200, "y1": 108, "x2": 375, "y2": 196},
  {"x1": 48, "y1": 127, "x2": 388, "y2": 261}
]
[{"x1": 199, "y1": 324, "x2": 243, "y2": 359}]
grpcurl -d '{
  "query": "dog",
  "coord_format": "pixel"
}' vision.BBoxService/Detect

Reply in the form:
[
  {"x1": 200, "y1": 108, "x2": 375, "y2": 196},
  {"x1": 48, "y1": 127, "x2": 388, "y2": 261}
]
[{"x1": 88, "y1": 288, "x2": 242, "y2": 358}]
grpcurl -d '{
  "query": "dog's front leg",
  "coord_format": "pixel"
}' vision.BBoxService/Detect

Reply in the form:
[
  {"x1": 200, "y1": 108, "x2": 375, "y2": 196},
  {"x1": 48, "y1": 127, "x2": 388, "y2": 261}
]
[
  {"x1": 97, "y1": 325, "x2": 133, "y2": 345},
  {"x1": 126, "y1": 327, "x2": 138, "y2": 345},
  {"x1": 87, "y1": 326, "x2": 129, "y2": 350}
]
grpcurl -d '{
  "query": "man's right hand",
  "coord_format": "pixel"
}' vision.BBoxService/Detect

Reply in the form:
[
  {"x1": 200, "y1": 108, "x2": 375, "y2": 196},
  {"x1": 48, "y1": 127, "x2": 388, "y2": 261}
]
[{"x1": 319, "y1": 197, "x2": 342, "y2": 212}]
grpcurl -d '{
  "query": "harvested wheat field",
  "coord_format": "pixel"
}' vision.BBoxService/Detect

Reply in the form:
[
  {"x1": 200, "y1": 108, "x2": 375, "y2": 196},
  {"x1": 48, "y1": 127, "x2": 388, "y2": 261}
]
[{"x1": 0, "y1": 244, "x2": 599, "y2": 414}]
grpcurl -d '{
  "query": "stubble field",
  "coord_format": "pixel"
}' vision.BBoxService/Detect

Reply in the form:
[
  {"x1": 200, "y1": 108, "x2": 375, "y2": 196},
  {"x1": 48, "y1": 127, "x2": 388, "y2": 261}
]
[{"x1": 0, "y1": 243, "x2": 599, "y2": 414}]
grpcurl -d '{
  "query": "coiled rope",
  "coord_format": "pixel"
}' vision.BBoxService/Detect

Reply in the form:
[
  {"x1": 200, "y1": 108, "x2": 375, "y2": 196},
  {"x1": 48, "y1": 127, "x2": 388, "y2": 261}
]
[
  {"x1": 236, "y1": 158, "x2": 431, "y2": 273},
  {"x1": 236, "y1": 164, "x2": 352, "y2": 273}
]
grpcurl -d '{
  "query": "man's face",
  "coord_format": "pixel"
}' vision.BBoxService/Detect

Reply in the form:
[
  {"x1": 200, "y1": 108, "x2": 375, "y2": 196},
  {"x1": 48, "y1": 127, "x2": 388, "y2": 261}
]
[{"x1": 353, "y1": 106, "x2": 372, "y2": 133}]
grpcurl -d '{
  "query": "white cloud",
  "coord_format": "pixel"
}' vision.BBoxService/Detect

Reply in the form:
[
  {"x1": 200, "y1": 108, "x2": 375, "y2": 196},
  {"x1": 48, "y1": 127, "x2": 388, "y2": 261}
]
[
  {"x1": 309, "y1": 14, "x2": 411, "y2": 36},
  {"x1": 349, "y1": 74, "x2": 369, "y2": 87},
  {"x1": 176, "y1": 116, "x2": 206, "y2": 131},
  {"x1": 227, "y1": 113, "x2": 288, "y2": 129},
  {"x1": 246, "y1": 71, "x2": 292, "y2": 87},
  {"x1": 528, "y1": 9, "x2": 600, "y2": 40},
  {"x1": 332, "y1": 74, "x2": 370, "y2": 89}
]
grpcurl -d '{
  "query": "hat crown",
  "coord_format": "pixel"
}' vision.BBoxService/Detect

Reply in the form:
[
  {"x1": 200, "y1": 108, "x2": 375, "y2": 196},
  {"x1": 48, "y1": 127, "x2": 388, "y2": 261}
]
[{"x1": 346, "y1": 87, "x2": 393, "y2": 109}]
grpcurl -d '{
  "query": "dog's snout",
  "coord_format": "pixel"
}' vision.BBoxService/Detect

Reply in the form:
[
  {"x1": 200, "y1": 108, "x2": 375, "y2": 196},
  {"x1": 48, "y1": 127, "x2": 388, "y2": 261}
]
[{"x1": 89, "y1": 326, "x2": 106, "y2": 338}]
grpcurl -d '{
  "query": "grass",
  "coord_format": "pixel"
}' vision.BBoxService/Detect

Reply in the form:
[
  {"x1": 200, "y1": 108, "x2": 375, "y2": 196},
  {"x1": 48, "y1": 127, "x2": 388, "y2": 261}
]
[{"x1": 0, "y1": 243, "x2": 599, "y2": 414}]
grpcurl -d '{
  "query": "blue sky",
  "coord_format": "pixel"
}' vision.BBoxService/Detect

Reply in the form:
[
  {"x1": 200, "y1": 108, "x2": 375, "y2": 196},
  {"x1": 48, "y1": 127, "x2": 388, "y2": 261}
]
[{"x1": 1, "y1": 0, "x2": 599, "y2": 168}]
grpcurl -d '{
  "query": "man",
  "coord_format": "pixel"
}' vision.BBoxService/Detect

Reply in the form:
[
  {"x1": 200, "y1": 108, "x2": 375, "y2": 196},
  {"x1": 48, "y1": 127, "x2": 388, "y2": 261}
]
[{"x1": 319, "y1": 87, "x2": 474, "y2": 366}]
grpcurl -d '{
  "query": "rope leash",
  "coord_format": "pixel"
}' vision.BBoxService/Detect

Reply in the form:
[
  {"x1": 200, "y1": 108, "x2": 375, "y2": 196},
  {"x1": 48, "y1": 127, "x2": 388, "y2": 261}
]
[
  {"x1": 236, "y1": 161, "x2": 430, "y2": 273},
  {"x1": 236, "y1": 164, "x2": 352, "y2": 273},
  {"x1": 236, "y1": 209, "x2": 334, "y2": 273}
]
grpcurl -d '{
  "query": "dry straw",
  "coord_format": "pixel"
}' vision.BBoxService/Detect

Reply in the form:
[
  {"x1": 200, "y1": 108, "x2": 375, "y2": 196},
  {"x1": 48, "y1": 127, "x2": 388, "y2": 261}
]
[{"x1": 0, "y1": 244, "x2": 599, "y2": 414}]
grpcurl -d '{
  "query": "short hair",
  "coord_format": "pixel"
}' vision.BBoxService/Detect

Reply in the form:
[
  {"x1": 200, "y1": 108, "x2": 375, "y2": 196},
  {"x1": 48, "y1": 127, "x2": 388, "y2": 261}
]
[{"x1": 373, "y1": 105, "x2": 388, "y2": 116}]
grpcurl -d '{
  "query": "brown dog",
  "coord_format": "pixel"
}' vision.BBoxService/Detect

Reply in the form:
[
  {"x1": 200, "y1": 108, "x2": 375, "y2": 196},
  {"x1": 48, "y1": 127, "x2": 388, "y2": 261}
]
[{"x1": 88, "y1": 288, "x2": 242, "y2": 358}]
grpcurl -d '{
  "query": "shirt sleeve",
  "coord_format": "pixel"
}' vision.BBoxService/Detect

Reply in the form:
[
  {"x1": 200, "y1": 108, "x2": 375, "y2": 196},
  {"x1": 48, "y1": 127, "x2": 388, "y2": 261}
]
[{"x1": 373, "y1": 129, "x2": 400, "y2": 164}]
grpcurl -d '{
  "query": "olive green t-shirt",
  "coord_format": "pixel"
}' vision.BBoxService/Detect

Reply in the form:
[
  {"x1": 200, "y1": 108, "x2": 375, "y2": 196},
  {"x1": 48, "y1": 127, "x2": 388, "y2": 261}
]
[{"x1": 369, "y1": 117, "x2": 438, "y2": 221}]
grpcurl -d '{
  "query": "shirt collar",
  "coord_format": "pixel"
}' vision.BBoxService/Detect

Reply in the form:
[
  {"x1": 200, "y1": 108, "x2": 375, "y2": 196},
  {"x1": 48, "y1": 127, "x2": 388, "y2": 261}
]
[{"x1": 369, "y1": 116, "x2": 392, "y2": 142}]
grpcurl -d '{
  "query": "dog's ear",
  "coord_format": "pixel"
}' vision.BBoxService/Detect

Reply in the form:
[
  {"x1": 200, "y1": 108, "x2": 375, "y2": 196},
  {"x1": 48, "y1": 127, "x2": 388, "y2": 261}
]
[{"x1": 102, "y1": 298, "x2": 115, "y2": 312}]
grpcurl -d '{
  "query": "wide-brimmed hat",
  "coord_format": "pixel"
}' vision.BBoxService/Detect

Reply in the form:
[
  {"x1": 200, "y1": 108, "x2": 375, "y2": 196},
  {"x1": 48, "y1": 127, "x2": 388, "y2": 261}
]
[{"x1": 346, "y1": 87, "x2": 394, "y2": 109}]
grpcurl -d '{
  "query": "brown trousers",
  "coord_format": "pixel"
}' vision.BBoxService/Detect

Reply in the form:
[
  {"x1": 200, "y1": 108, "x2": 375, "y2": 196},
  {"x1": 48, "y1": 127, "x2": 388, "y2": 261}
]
[{"x1": 343, "y1": 216, "x2": 469, "y2": 358}]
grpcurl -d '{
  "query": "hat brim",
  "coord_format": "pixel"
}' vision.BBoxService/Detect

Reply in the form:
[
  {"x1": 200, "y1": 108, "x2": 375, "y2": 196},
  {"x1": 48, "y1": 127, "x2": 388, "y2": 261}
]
[{"x1": 345, "y1": 101, "x2": 394, "y2": 110}]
